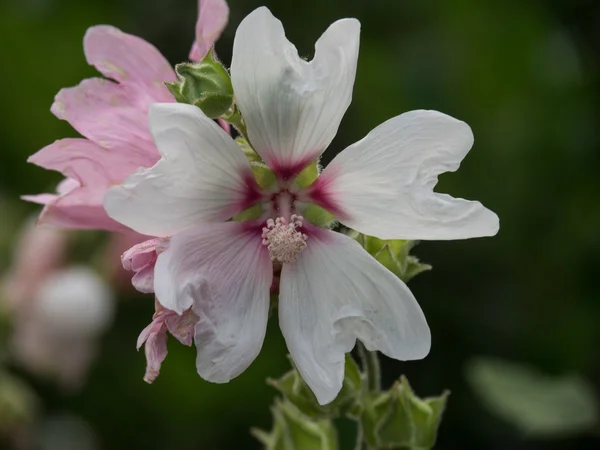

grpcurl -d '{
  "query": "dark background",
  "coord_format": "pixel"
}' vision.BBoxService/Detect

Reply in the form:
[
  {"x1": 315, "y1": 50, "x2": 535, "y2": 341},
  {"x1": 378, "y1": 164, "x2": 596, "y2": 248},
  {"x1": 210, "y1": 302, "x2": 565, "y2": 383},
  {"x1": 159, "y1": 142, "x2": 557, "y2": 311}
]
[{"x1": 0, "y1": 0, "x2": 599, "y2": 449}]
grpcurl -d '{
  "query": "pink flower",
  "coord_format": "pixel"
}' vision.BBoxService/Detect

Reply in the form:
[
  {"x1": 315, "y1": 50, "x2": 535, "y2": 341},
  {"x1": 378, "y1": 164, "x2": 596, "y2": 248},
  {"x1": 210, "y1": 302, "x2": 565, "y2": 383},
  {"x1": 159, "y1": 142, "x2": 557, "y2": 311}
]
[
  {"x1": 104, "y1": 7, "x2": 499, "y2": 404},
  {"x1": 24, "y1": 0, "x2": 229, "y2": 232}
]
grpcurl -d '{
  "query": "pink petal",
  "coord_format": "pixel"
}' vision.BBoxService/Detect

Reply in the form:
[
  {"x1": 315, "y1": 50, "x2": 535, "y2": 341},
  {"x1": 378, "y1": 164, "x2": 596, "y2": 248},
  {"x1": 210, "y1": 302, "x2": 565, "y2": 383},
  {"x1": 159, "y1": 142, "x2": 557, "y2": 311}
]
[
  {"x1": 189, "y1": 0, "x2": 230, "y2": 61},
  {"x1": 25, "y1": 138, "x2": 145, "y2": 231},
  {"x1": 165, "y1": 310, "x2": 199, "y2": 347},
  {"x1": 121, "y1": 237, "x2": 167, "y2": 293},
  {"x1": 51, "y1": 79, "x2": 160, "y2": 167},
  {"x1": 142, "y1": 325, "x2": 168, "y2": 383},
  {"x1": 154, "y1": 222, "x2": 272, "y2": 382},
  {"x1": 84, "y1": 25, "x2": 176, "y2": 95}
]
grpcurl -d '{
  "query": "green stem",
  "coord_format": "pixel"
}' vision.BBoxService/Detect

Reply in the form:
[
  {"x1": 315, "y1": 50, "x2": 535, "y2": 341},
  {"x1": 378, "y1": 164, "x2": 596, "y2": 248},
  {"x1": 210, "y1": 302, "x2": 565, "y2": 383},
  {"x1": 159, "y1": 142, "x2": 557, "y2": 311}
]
[
  {"x1": 223, "y1": 105, "x2": 250, "y2": 142},
  {"x1": 357, "y1": 341, "x2": 381, "y2": 392}
]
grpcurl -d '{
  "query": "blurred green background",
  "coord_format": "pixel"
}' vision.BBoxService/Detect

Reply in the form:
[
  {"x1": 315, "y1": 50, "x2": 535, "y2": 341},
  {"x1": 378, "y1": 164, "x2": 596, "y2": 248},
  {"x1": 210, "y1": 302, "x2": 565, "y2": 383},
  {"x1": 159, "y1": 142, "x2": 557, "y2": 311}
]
[{"x1": 1, "y1": 0, "x2": 599, "y2": 448}]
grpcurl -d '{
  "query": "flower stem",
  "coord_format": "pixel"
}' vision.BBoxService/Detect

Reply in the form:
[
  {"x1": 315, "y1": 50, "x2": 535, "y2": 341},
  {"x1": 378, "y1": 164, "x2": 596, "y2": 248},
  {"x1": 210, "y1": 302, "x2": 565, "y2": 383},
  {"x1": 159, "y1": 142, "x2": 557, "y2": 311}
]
[
  {"x1": 357, "y1": 341, "x2": 381, "y2": 392},
  {"x1": 223, "y1": 105, "x2": 250, "y2": 142}
]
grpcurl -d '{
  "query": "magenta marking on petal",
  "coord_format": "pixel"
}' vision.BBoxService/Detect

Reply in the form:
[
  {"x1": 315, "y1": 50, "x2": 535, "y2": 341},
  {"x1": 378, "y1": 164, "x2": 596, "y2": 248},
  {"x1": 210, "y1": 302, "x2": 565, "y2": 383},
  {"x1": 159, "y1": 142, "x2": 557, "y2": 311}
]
[
  {"x1": 306, "y1": 172, "x2": 349, "y2": 220},
  {"x1": 240, "y1": 172, "x2": 263, "y2": 210},
  {"x1": 265, "y1": 151, "x2": 319, "y2": 181}
]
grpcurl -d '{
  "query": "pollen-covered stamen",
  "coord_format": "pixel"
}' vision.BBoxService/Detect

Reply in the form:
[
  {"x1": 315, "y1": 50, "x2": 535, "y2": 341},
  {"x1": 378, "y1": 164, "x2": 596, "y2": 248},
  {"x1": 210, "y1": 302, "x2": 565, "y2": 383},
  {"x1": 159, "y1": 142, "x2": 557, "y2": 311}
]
[{"x1": 261, "y1": 215, "x2": 308, "y2": 264}]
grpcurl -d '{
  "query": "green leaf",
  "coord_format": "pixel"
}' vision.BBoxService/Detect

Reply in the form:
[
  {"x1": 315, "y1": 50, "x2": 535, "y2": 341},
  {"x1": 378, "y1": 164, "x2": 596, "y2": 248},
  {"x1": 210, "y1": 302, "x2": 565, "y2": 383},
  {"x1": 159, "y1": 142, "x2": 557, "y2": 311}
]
[{"x1": 466, "y1": 357, "x2": 599, "y2": 437}]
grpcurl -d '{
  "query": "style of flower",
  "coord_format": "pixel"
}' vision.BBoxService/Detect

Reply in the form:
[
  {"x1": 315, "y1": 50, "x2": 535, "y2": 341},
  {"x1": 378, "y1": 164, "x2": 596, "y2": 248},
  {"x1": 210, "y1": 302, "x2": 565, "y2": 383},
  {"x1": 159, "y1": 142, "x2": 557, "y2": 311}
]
[
  {"x1": 104, "y1": 7, "x2": 499, "y2": 404},
  {"x1": 23, "y1": 0, "x2": 229, "y2": 231}
]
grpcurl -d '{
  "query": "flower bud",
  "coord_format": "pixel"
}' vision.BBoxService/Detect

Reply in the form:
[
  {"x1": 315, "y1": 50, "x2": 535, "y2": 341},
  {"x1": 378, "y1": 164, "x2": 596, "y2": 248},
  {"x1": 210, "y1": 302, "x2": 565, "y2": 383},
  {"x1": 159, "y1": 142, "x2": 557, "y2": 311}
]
[
  {"x1": 252, "y1": 400, "x2": 338, "y2": 450},
  {"x1": 166, "y1": 49, "x2": 234, "y2": 119},
  {"x1": 353, "y1": 234, "x2": 431, "y2": 283},
  {"x1": 360, "y1": 376, "x2": 449, "y2": 450},
  {"x1": 268, "y1": 355, "x2": 362, "y2": 420}
]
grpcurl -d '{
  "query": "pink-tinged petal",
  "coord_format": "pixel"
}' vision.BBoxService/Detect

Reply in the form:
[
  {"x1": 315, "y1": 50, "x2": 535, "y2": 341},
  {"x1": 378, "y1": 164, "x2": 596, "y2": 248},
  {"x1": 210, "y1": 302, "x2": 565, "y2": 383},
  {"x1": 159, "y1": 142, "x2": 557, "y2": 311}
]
[
  {"x1": 84, "y1": 25, "x2": 176, "y2": 97},
  {"x1": 165, "y1": 310, "x2": 199, "y2": 347},
  {"x1": 154, "y1": 222, "x2": 272, "y2": 382},
  {"x1": 122, "y1": 237, "x2": 168, "y2": 293},
  {"x1": 279, "y1": 230, "x2": 430, "y2": 405},
  {"x1": 137, "y1": 302, "x2": 200, "y2": 382},
  {"x1": 24, "y1": 138, "x2": 145, "y2": 231},
  {"x1": 231, "y1": 7, "x2": 360, "y2": 177},
  {"x1": 315, "y1": 110, "x2": 500, "y2": 241},
  {"x1": 137, "y1": 320, "x2": 168, "y2": 383},
  {"x1": 51, "y1": 78, "x2": 161, "y2": 167},
  {"x1": 189, "y1": 0, "x2": 229, "y2": 61},
  {"x1": 104, "y1": 103, "x2": 259, "y2": 237}
]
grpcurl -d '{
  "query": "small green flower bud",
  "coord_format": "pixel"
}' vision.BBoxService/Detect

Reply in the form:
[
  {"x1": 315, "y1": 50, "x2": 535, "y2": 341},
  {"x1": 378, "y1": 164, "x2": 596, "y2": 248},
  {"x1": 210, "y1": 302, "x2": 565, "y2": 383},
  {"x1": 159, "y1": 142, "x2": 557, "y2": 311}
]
[
  {"x1": 167, "y1": 49, "x2": 234, "y2": 119},
  {"x1": 360, "y1": 376, "x2": 449, "y2": 450},
  {"x1": 353, "y1": 234, "x2": 431, "y2": 283},
  {"x1": 252, "y1": 400, "x2": 338, "y2": 450},
  {"x1": 268, "y1": 355, "x2": 362, "y2": 420}
]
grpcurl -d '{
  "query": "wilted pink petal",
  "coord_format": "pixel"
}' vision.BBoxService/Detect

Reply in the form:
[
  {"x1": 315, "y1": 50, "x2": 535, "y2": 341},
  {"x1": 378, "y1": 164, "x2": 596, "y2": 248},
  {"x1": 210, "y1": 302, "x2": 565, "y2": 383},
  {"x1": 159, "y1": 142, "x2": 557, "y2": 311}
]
[
  {"x1": 137, "y1": 318, "x2": 168, "y2": 384},
  {"x1": 165, "y1": 310, "x2": 198, "y2": 346},
  {"x1": 190, "y1": 0, "x2": 230, "y2": 61},
  {"x1": 122, "y1": 238, "x2": 168, "y2": 294},
  {"x1": 137, "y1": 301, "x2": 198, "y2": 382}
]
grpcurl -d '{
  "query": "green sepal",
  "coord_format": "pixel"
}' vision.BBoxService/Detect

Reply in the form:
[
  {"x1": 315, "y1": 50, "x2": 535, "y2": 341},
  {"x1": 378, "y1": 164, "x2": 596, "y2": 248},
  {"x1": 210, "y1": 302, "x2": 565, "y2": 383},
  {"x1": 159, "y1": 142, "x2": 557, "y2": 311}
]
[
  {"x1": 252, "y1": 400, "x2": 338, "y2": 450},
  {"x1": 355, "y1": 234, "x2": 431, "y2": 283},
  {"x1": 169, "y1": 48, "x2": 234, "y2": 118},
  {"x1": 268, "y1": 355, "x2": 362, "y2": 421},
  {"x1": 294, "y1": 161, "x2": 320, "y2": 188},
  {"x1": 251, "y1": 162, "x2": 276, "y2": 189},
  {"x1": 302, "y1": 204, "x2": 336, "y2": 228},
  {"x1": 360, "y1": 376, "x2": 449, "y2": 450},
  {"x1": 233, "y1": 203, "x2": 263, "y2": 222}
]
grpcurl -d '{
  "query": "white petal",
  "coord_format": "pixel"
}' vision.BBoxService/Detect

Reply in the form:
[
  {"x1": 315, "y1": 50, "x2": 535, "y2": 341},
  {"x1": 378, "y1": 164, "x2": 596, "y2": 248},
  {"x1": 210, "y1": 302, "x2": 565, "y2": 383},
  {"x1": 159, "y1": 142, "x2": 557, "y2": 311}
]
[
  {"x1": 316, "y1": 110, "x2": 499, "y2": 240},
  {"x1": 104, "y1": 103, "x2": 258, "y2": 237},
  {"x1": 231, "y1": 7, "x2": 360, "y2": 175},
  {"x1": 154, "y1": 222, "x2": 272, "y2": 382},
  {"x1": 279, "y1": 230, "x2": 430, "y2": 405}
]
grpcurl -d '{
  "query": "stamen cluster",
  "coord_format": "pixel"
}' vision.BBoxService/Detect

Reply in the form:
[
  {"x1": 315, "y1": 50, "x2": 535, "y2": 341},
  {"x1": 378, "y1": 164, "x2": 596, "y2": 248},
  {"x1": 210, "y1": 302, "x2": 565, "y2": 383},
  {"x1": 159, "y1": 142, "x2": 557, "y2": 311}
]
[{"x1": 261, "y1": 215, "x2": 308, "y2": 264}]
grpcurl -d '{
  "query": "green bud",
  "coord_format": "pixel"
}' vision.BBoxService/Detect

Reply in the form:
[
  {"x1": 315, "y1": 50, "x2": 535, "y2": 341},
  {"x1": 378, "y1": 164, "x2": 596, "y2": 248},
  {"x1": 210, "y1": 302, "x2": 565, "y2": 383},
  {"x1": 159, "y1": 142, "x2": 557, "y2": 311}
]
[
  {"x1": 168, "y1": 48, "x2": 234, "y2": 118},
  {"x1": 354, "y1": 234, "x2": 431, "y2": 283},
  {"x1": 360, "y1": 376, "x2": 448, "y2": 450},
  {"x1": 268, "y1": 355, "x2": 362, "y2": 420},
  {"x1": 252, "y1": 400, "x2": 338, "y2": 450}
]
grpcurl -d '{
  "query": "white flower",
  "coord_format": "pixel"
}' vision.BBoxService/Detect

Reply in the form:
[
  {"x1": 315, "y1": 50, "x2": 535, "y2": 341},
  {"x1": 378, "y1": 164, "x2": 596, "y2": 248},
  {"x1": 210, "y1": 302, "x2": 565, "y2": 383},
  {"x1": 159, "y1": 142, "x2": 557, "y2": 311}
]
[{"x1": 104, "y1": 7, "x2": 499, "y2": 404}]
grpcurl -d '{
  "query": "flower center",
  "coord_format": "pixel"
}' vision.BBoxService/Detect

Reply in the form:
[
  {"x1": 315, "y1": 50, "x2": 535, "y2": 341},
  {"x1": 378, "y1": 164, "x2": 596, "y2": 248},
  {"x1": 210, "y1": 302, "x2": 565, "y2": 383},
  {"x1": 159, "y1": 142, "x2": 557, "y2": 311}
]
[{"x1": 261, "y1": 215, "x2": 308, "y2": 264}]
